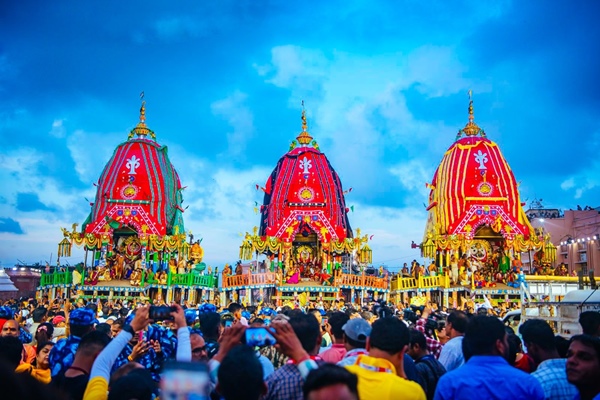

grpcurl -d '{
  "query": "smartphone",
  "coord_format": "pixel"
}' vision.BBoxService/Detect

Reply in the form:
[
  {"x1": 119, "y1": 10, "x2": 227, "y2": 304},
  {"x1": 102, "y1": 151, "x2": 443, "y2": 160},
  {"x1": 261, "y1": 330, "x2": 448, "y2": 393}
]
[
  {"x1": 224, "y1": 320, "x2": 233, "y2": 328},
  {"x1": 245, "y1": 327, "x2": 277, "y2": 347},
  {"x1": 149, "y1": 305, "x2": 176, "y2": 321},
  {"x1": 322, "y1": 318, "x2": 328, "y2": 326},
  {"x1": 161, "y1": 361, "x2": 210, "y2": 400},
  {"x1": 138, "y1": 331, "x2": 148, "y2": 342}
]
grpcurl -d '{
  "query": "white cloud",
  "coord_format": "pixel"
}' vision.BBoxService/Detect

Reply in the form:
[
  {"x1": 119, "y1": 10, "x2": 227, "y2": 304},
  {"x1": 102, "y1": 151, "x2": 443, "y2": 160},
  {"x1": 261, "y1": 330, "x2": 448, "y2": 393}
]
[
  {"x1": 210, "y1": 91, "x2": 254, "y2": 155},
  {"x1": 561, "y1": 177, "x2": 575, "y2": 190},
  {"x1": 260, "y1": 45, "x2": 329, "y2": 92},
  {"x1": 560, "y1": 161, "x2": 600, "y2": 199},
  {"x1": 350, "y1": 203, "x2": 426, "y2": 269},
  {"x1": 49, "y1": 119, "x2": 66, "y2": 138},
  {"x1": 180, "y1": 165, "x2": 273, "y2": 265},
  {"x1": 404, "y1": 46, "x2": 470, "y2": 98},
  {"x1": 0, "y1": 147, "x2": 96, "y2": 266},
  {"x1": 255, "y1": 45, "x2": 469, "y2": 196},
  {"x1": 389, "y1": 159, "x2": 432, "y2": 197},
  {"x1": 67, "y1": 129, "x2": 125, "y2": 184},
  {"x1": 0, "y1": 216, "x2": 86, "y2": 266}
]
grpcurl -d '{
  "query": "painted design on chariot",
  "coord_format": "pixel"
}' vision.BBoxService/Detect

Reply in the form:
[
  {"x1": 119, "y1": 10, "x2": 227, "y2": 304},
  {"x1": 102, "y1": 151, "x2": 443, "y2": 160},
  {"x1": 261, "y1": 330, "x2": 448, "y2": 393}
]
[
  {"x1": 477, "y1": 181, "x2": 494, "y2": 196},
  {"x1": 89, "y1": 196, "x2": 162, "y2": 236},
  {"x1": 474, "y1": 150, "x2": 488, "y2": 170},
  {"x1": 454, "y1": 205, "x2": 522, "y2": 236},
  {"x1": 299, "y1": 156, "x2": 312, "y2": 177},
  {"x1": 120, "y1": 184, "x2": 139, "y2": 199},
  {"x1": 274, "y1": 210, "x2": 338, "y2": 242},
  {"x1": 297, "y1": 186, "x2": 315, "y2": 202},
  {"x1": 126, "y1": 155, "x2": 141, "y2": 174}
]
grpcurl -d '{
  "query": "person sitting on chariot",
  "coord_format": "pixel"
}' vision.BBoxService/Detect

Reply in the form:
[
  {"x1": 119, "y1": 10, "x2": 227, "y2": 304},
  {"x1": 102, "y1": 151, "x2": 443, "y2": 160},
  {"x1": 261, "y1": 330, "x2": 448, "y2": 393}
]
[
  {"x1": 172, "y1": 258, "x2": 183, "y2": 275},
  {"x1": 320, "y1": 268, "x2": 333, "y2": 286},
  {"x1": 123, "y1": 264, "x2": 133, "y2": 279},
  {"x1": 484, "y1": 273, "x2": 496, "y2": 288},
  {"x1": 506, "y1": 270, "x2": 518, "y2": 287},
  {"x1": 129, "y1": 267, "x2": 142, "y2": 286},
  {"x1": 495, "y1": 271, "x2": 505, "y2": 283},
  {"x1": 286, "y1": 266, "x2": 300, "y2": 284},
  {"x1": 72, "y1": 265, "x2": 83, "y2": 286},
  {"x1": 473, "y1": 272, "x2": 484, "y2": 288},
  {"x1": 145, "y1": 268, "x2": 157, "y2": 284},
  {"x1": 97, "y1": 266, "x2": 111, "y2": 282},
  {"x1": 459, "y1": 268, "x2": 470, "y2": 286},
  {"x1": 274, "y1": 266, "x2": 283, "y2": 285},
  {"x1": 168, "y1": 259, "x2": 178, "y2": 275},
  {"x1": 84, "y1": 268, "x2": 99, "y2": 285},
  {"x1": 155, "y1": 270, "x2": 167, "y2": 285}
]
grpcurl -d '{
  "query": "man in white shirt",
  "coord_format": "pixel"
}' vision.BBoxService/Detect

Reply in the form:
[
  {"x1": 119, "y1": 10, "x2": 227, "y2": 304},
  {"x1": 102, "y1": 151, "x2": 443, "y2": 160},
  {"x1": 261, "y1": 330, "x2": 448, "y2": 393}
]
[{"x1": 438, "y1": 311, "x2": 468, "y2": 371}]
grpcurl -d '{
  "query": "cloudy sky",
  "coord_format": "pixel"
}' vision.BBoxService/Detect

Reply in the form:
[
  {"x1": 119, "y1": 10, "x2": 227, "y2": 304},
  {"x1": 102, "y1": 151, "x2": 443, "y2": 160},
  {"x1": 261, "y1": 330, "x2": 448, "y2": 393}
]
[{"x1": 1, "y1": 1, "x2": 599, "y2": 270}]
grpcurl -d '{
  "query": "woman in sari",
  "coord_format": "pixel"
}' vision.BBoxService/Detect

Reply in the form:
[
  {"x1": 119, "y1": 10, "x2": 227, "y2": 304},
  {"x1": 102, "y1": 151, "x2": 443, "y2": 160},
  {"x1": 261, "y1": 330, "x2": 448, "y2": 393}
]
[{"x1": 16, "y1": 341, "x2": 54, "y2": 384}]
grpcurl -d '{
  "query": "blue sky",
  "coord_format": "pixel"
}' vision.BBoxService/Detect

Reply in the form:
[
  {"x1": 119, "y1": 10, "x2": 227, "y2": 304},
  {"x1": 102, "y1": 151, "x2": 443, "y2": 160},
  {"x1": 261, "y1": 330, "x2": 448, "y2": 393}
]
[{"x1": 1, "y1": 1, "x2": 599, "y2": 269}]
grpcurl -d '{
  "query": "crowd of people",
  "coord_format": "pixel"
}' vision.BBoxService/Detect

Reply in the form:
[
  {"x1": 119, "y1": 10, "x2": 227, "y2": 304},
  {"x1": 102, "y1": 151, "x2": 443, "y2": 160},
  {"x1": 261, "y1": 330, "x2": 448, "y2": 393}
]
[{"x1": 0, "y1": 295, "x2": 599, "y2": 400}]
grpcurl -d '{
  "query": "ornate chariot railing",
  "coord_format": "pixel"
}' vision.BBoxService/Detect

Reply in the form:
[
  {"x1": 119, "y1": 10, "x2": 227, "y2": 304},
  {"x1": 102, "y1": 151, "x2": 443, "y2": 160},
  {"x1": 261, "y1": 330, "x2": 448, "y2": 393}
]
[
  {"x1": 221, "y1": 272, "x2": 278, "y2": 288},
  {"x1": 39, "y1": 270, "x2": 72, "y2": 286}
]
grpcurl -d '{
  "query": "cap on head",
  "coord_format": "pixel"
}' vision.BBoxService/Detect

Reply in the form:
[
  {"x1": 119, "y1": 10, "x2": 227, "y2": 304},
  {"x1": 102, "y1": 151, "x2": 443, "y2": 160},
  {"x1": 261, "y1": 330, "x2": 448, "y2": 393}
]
[
  {"x1": 342, "y1": 318, "x2": 372, "y2": 342},
  {"x1": 185, "y1": 309, "x2": 198, "y2": 326},
  {"x1": 259, "y1": 307, "x2": 275, "y2": 317},
  {"x1": 198, "y1": 303, "x2": 217, "y2": 314},
  {"x1": 69, "y1": 308, "x2": 98, "y2": 326},
  {"x1": 0, "y1": 306, "x2": 14, "y2": 320}
]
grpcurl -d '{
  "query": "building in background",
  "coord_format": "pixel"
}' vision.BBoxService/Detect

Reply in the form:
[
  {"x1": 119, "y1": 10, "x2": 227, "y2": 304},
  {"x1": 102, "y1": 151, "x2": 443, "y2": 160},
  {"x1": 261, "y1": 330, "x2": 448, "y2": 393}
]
[
  {"x1": 526, "y1": 201, "x2": 600, "y2": 276},
  {"x1": 5, "y1": 265, "x2": 41, "y2": 299},
  {"x1": 0, "y1": 268, "x2": 19, "y2": 300}
]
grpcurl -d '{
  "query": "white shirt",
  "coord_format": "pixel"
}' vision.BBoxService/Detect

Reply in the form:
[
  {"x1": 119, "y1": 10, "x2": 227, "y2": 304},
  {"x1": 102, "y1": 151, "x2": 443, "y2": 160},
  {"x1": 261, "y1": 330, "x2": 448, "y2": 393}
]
[{"x1": 438, "y1": 336, "x2": 465, "y2": 372}]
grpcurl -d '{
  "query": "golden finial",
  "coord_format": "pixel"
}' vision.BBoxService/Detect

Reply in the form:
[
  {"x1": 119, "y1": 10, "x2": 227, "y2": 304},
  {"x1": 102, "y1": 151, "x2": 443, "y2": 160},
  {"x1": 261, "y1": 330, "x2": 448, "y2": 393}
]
[
  {"x1": 460, "y1": 90, "x2": 483, "y2": 138},
  {"x1": 468, "y1": 89, "x2": 474, "y2": 122},
  {"x1": 128, "y1": 92, "x2": 156, "y2": 140},
  {"x1": 139, "y1": 100, "x2": 146, "y2": 123},
  {"x1": 296, "y1": 101, "x2": 313, "y2": 146}
]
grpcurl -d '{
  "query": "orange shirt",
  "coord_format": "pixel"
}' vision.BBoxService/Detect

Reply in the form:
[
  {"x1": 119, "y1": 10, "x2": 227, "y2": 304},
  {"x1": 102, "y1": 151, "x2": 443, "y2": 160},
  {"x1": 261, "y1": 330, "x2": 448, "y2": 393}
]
[{"x1": 23, "y1": 345, "x2": 36, "y2": 364}]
